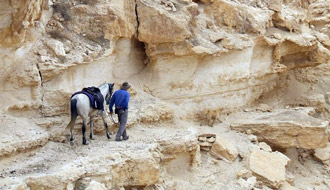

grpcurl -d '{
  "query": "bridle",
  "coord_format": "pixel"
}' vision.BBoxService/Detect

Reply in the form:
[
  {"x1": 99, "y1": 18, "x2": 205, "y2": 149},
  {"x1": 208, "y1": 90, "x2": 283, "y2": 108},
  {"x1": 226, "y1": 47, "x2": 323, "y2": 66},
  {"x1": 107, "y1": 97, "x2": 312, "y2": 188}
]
[{"x1": 105, "y1": 83, "x2": 113, "y2": 105}]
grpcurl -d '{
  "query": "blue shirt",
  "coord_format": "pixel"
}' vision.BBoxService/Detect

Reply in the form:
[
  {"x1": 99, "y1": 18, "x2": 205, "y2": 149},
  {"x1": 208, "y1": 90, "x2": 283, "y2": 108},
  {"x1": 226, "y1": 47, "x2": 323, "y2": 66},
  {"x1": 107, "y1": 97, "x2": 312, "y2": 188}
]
[{"x1": 109, "y1": 89, "x2": 130, "y2": 112}]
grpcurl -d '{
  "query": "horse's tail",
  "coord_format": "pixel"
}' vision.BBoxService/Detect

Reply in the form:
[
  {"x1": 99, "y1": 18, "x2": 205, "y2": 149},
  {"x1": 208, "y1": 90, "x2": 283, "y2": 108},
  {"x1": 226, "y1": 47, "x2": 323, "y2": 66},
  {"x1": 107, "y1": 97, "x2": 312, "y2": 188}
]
[
  {"x1": 70, "y1": 98, "x2": 78, "y2": 119},
  {"x1": 65, "y1": 98, "x2": 78, "y2": 131}
]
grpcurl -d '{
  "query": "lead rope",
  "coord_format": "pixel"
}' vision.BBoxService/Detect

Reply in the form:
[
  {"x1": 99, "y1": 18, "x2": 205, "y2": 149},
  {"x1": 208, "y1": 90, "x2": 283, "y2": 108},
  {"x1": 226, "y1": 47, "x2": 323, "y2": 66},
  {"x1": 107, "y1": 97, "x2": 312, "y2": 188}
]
[{"x1": 108, "y1": 113, "x2": 119, "y2": 124}]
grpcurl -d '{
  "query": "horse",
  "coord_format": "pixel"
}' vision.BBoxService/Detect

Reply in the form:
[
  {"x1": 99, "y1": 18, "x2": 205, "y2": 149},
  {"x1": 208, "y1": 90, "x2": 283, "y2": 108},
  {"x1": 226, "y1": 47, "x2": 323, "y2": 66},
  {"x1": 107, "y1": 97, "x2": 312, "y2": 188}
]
[{"x1": 66, "y1": 83, "x2": 114, "y2": 145}]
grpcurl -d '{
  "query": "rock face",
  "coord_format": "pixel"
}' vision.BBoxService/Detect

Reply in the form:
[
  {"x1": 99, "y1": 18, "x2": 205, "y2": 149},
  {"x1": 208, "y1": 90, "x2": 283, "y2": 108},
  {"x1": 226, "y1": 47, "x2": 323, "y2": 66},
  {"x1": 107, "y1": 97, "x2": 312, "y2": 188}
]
[
  {"x1": 231, "y1": 109, "x2": 329, "y2": 149},
  {"x1": 0, "y1": 0, "x2": 329, "y2": 119},
  {"x1": 0, "y1": 0, "x2": 47, "y2": 46},
  {"x1": 248, "y1": 149, "x2": 290, "y2": 188}
]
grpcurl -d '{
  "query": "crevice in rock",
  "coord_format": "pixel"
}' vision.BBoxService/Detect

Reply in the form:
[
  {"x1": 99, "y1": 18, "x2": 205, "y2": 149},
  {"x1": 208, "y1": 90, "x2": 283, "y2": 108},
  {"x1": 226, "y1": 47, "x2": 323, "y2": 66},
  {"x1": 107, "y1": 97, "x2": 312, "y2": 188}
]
[
  {"x1": 135, "y1": 0, "x2": 140, "y2": 39},
  {"x1": 36, "y1": 63, "x2": 43, "y2": 87},
  {"x1": 36, "y1": 63, "x2": 44, "y2": 103}
]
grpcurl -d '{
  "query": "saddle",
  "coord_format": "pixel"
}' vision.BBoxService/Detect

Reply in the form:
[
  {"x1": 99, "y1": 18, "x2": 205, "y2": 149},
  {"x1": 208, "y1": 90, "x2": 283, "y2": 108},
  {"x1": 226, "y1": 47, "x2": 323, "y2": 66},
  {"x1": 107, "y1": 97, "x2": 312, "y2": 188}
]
[{"x1": 72, "y1": 86, "x2": 104, "y2": 111}]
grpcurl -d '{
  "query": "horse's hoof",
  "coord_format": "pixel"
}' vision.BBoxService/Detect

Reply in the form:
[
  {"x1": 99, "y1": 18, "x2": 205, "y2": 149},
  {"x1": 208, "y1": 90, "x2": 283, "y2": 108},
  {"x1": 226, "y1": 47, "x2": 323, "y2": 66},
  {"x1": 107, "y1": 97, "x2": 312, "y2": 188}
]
[
  {"x1": 82, "y1": 137, "x2": 89, "y2": 145},
  {"x1": 107, "y1": 134, "x2": 111, "y2": 139},
  {"x1": 90, "y1": 137, "x2": 95, "y2": 140}
]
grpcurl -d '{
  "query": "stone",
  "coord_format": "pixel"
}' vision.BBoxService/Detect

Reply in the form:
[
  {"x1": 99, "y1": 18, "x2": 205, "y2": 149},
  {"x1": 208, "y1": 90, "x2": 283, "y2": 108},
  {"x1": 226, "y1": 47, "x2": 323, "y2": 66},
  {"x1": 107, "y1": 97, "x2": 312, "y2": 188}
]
[
  {"x1": 237, "y1": 176, "x2": 257, "y2": 190},
  {"x1": 206, "y1": 137, "x2": 216, "y2": 143},
  {"x1": 74, "y1": 178, "x2": 91, "y2": 190},
  {"x1": 231, "y1": 109, "x2": 329, "y2": 149},
  {"x1": 256, "y1": 104, "x2": 272, "y2": 112},
  {"x1": 258, "y1": 142, "x2": 272, "y2": 152},
  {"x1": 46, "y1": 39, "x2": 66, "y2": 56},
  {"x1": 198, "y1": 136, "x2": 207, "y2": 142},
  {"x1": 314, "y1": 143, "x2": 330, "y2": 163},
  {"x1": 201, "y1": 146, "x2": 211, "y2": 151},
  {"x1": 280, "y1": 181, "x2": 295, "y2": 190},
  {"x1": 248, "y1": 149, "x2": 290, "y2": 188},
  {"x1": 267, "y1": 0, "x2": 282, "y2": 12},
  {"x1": 210, "y1": 138, "x2": 238, "y2": 162},
  {"x1": 199, "y1": 141, "x2": 213, "y2": 147},
  {"x1": 85, "y1": 181, "x2": 107, "y2": 190},
  {"x1": 236, "y1": 169, "x2": 252, "y2": 179},
  {"x1": 273, "y1": 33, "x2": 282, "y2": 40},
  {"x1": 248, "y1": 135, "x2": 258, "y2": 143}
]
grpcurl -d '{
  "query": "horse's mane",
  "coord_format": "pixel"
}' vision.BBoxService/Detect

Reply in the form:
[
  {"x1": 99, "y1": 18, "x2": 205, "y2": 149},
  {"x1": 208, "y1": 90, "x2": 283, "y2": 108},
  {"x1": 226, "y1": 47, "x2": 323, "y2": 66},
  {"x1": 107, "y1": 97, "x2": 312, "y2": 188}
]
[{"x1": 98, "y1": 82, "x2": 108, "y2": 89}]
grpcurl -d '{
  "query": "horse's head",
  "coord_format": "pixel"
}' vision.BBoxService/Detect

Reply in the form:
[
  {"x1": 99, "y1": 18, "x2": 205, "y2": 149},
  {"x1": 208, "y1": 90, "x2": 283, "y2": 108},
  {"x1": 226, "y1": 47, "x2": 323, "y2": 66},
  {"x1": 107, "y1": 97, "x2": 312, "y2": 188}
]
[{"x1": 105, "y1": 83, "x2": 114, "y2": 105}]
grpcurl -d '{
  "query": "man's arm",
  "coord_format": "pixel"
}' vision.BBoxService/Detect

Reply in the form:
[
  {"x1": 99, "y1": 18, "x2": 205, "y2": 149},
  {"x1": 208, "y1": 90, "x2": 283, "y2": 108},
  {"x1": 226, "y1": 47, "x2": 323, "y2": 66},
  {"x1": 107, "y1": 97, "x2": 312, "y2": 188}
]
[
  {"x1": 109, "y1": 93, "x2": 115, "y2": 112},
  {"x1": 124, "y1": 92, "x2": 130, "y2": 109}
]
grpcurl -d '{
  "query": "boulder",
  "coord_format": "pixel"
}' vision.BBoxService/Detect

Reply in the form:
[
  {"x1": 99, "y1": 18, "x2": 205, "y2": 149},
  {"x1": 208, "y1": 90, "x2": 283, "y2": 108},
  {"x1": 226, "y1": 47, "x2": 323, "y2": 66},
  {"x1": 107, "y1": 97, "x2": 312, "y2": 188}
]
[
  {"x1": 248, "y1": 149, "x2": 290, "y2": 188},
  {"x1": 258, "y1": 142, "x2": 272, "y2": 152},
  {"x1": 231, "y1": 110, "x2": 329, "y2": 149},
  {"x1": 314, "y1": 143, "x2": 330, "y2": 164},
  {"x1": 210, "y1": 138, "x2": 238, "y2": 162}
]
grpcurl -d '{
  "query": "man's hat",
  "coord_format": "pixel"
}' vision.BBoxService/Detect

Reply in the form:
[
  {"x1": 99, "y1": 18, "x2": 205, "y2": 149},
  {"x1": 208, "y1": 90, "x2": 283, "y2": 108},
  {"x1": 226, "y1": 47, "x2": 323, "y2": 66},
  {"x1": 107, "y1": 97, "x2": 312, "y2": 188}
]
[{"x1": 121, "y1": 82, "x2": 131, "y2": 90}]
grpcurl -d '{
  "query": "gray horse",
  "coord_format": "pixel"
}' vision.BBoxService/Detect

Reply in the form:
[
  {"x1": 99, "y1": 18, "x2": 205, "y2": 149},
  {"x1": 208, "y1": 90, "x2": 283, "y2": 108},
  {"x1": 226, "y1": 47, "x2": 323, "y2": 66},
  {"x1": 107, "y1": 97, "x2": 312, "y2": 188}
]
[{"x1": 66, "y1": 83, "x2": 114, "y2": 145}]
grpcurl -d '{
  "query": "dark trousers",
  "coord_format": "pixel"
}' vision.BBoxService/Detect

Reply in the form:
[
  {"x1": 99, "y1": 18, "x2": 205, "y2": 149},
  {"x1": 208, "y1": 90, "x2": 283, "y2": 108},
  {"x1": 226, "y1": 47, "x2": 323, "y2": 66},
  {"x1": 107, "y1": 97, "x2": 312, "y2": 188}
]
[{"x1": 116, "y1": 109, "x2": 128, "y2": 140}]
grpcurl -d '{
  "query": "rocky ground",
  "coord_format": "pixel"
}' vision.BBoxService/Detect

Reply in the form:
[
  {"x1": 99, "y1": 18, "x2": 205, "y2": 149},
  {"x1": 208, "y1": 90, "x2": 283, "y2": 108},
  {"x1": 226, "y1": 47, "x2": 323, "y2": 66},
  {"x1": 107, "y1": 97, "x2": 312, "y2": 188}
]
[{"x1": 0, "y1": 103, "x2": 329, "y2": 190}]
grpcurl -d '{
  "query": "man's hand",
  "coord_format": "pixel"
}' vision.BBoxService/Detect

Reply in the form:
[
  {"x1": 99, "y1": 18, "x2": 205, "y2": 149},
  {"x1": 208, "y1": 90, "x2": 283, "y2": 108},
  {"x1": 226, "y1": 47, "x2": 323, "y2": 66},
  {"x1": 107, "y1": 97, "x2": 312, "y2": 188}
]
[{"x1": 109, "y1": 111, "x2": 113, "y2": 115}]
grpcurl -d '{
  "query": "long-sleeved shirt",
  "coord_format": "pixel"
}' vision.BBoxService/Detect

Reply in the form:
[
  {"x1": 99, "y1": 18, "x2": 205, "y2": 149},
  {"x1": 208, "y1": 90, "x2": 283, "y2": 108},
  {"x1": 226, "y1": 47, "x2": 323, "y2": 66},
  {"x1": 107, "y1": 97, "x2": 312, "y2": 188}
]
[{"x1": 109, "y1": 89, "x2": 130, "y2": 112}]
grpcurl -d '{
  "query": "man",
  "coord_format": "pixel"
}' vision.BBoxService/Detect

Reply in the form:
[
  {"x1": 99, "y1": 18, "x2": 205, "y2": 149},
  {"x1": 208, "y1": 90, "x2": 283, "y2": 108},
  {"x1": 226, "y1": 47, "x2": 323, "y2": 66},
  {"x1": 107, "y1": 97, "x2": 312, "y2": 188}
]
[{"x1": 109, "y1": 82, "x2": 131, "y2": 141}]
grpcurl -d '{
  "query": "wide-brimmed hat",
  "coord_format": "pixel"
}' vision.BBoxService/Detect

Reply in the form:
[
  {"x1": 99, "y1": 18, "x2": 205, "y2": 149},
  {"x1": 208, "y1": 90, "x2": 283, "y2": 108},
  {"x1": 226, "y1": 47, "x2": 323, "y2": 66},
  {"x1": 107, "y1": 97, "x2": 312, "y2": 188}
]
[{"x1": 120, "y1": 82, "x2": 131, "y2": 90}]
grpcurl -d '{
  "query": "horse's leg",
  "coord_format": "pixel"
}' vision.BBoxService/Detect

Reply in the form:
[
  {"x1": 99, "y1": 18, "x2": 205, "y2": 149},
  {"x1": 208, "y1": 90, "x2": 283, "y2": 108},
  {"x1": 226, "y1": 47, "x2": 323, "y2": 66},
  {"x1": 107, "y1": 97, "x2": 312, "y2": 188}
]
[
  {"x1": 69, "y1": 117, "x2": 77, "y2": 146},
  {"x1": 82, "y1": 117, "x2": 89, "y2": 145},
  {"x1": 102, "y1": 111, "x2": 111, "y2": 139},
  {"x1": 90, "y1": 115, "x2": 95, "y2": 140},
  {"x1": 66, "y1": 98, "x2": 78, "y2": 146},
  {"x1": 66, "y1": 116, "x2": 77, "y2": 146}
]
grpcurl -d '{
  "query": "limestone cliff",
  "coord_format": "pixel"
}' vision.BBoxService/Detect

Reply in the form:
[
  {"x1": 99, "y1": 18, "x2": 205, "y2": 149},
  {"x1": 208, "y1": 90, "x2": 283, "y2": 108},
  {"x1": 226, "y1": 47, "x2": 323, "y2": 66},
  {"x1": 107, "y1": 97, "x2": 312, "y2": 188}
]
[
  {"x1": 0, "y1": 0, "x2": 330, "y2": 189},
  {"x1": 1, "y1": 0, "x2": 329, "y2": 118}
]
